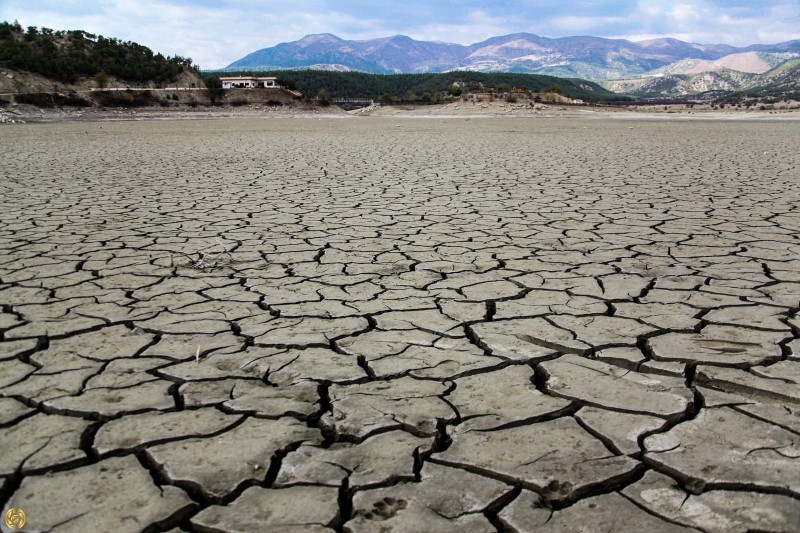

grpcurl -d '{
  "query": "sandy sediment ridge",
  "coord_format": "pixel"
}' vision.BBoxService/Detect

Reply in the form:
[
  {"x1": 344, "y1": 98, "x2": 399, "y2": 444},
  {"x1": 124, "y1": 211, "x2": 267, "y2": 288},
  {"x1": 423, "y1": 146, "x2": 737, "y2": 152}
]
[{"x1": 2, "y1": 98, "x2": 800, "y2": 124}]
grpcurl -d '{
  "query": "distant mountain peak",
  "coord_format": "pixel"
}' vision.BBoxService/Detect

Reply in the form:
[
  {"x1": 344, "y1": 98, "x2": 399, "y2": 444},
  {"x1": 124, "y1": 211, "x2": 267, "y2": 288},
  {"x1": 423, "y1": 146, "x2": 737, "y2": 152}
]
[
  {"x1": 637, "y1": 37, "x2": 690, "y2": 46},
  {"x1": 296, "y1": 33, "x2": 342, "y2": 46}
]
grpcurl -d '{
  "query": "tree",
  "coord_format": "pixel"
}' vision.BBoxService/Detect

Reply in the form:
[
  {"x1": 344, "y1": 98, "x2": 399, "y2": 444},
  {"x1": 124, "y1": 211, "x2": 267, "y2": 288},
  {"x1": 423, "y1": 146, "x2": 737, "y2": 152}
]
[
  {"x1": 317, "y1": 88, "x2": 331, "y2": 106},
  {"x1": 95, "y1": 70, "x2": 109, "y2": 90},
  {"x1": 205, "y1": 76, "x2": 224, "y2": 104},
  {"x1": 276, "y1": 75, "x2": 296, "y2": 90}
]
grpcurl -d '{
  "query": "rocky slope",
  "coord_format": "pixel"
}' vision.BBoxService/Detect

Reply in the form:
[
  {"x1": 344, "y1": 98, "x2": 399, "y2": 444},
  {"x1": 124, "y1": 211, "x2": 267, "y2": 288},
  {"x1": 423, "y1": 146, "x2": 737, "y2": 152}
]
[
  {"x1": 604, "y1": 58, "x2": 800, "y2": 99},
  {"x1": 0, "y1": 67, "x2": 204, "y2": 95}
]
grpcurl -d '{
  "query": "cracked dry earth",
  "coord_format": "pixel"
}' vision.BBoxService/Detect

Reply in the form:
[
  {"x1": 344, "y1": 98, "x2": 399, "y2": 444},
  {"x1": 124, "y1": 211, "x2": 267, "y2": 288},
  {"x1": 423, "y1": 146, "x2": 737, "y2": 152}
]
[{"x1": 1, "y1": 116, "x2": 799, "y2": 533}]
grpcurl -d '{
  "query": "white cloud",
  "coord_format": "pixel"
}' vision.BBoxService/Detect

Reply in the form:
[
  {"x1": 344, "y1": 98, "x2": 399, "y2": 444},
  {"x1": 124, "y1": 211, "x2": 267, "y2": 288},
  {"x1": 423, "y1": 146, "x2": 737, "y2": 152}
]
[
  {"x1": 668, "y1": 4, "x2": 701, "y2": 23},
  {"x1": 406, "y1": 10, "x2": 518, "y2": 44},
  {"x1": 1, "y1": 0, "x2": 798, "y2": 67},
  {"x1": 611, "y1": 0, "x2": 799, "y2": 45},
  {"x1": 551, "y1": 15, "x2": 629, "y2": 33}
]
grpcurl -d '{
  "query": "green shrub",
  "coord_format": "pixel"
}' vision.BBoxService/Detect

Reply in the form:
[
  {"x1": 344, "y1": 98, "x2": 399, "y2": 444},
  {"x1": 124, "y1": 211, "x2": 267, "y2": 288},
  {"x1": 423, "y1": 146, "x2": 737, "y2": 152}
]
[
  {"x1": 15, "y1": 93, "x2": 57, "y2": 107},
  {"x1": 60, "y1": 93, "x2": 92, "y2": 107},
  {"x1": 447, "y1": 84, "x2": 462, "y2": 97},
  {"x1": 13, "y1": 92, "x2": 90, "y2": 107},
  {"x1": 316, "y1": 88, "x2": 331, "y2": 106},
  {"x1": 93, "y1": 90, "x2": 157, "y2": 107}
]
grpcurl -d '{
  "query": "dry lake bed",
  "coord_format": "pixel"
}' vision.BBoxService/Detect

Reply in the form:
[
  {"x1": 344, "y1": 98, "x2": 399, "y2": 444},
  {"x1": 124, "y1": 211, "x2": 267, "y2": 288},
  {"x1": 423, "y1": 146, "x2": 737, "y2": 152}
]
[{"x1": 1, "y1": 115, "x2": 800, "y2": 532}]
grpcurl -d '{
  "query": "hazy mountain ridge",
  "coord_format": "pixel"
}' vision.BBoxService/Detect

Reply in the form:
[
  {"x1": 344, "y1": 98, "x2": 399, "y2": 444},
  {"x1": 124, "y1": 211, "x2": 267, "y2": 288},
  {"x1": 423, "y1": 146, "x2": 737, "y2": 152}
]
[
  {"x1": 650, "y1": 52, "x2": 797, "y2": 76},
  {"x1": 227, "y1": 32, "x2": 800, "y2": 82},
  {"x1": 604, "y1": 59, "x2": 800, "y2": 99}
]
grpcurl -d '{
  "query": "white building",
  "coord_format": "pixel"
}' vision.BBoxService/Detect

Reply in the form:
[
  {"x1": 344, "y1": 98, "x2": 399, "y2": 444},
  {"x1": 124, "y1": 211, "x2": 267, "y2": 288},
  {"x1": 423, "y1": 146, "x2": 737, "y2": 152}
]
[{"x1": 220, "y1": 76, "x2": 280, "y2": 89}]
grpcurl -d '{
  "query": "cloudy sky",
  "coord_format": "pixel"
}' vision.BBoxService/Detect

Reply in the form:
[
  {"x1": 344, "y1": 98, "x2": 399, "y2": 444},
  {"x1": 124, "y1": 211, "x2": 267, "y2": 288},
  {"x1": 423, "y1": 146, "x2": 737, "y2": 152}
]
[{"x1": 2, "y1": 1, "x2": 798, "y2": 68}]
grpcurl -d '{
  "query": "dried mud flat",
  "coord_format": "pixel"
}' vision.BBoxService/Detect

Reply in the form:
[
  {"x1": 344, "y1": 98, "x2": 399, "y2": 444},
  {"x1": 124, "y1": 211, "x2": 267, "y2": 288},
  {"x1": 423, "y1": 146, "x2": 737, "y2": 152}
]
[{"x1": 1, "y1": 116, "x2": 799, "y2": 532}]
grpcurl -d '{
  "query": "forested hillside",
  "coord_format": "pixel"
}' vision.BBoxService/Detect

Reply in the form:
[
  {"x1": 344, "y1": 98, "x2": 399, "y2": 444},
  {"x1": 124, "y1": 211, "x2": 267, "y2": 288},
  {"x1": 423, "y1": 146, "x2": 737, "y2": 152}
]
[
  {"x1": 205, "y1": 69, "x2": 625, "y2": 102},
  {"x1": 0, "y1": 21, "x2": 194, "y2": 84}
]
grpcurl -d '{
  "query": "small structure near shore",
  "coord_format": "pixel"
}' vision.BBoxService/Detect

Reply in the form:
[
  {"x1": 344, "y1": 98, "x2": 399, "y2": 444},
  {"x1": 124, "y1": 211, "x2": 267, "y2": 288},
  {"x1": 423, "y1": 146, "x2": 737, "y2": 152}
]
[{"x1": 220, "y1": 76, "x2": 280, "y2": 89}]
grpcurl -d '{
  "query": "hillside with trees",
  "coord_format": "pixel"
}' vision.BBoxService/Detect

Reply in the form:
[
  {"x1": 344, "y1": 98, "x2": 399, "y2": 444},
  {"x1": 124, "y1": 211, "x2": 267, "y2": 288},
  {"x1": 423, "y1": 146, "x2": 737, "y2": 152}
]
[
  {"x1": 204, "y1": 69, "x2": 625, "y2": 103},
  {"x1": 0, "y1": 21, "x2": 195, "y2": 85}
]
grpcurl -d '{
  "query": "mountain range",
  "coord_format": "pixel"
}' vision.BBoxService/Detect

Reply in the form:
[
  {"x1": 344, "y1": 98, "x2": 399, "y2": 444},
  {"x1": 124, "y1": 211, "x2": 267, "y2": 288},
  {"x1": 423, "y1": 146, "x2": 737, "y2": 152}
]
[{"x1": 227, "y1": 33, "x2": 800, "y2": 84}]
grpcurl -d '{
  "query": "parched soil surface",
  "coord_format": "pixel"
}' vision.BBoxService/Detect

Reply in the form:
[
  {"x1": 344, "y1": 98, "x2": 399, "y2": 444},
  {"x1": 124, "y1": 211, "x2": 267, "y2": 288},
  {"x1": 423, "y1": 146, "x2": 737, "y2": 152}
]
[{"x1": 1, "y1": 116, "x2": 799, "y2": 532}]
